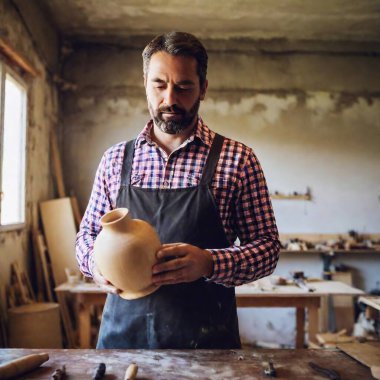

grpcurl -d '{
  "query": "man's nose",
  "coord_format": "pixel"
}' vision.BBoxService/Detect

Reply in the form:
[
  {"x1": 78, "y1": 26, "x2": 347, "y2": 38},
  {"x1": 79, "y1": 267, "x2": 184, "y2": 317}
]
[{"x1": 163, "y1": 85, "x2": 177, "y2": 106}]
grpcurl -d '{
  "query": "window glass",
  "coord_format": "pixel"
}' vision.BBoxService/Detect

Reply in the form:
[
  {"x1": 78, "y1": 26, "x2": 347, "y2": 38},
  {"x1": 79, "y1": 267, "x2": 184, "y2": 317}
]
[{"x1": 0, "y1": 72, "x2": 27, "y2": 226}]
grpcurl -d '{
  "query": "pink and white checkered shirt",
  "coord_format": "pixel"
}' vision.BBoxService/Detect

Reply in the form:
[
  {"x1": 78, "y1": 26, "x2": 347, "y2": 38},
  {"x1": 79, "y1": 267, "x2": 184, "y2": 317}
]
[{"x1": 76, "y1": 118, "x2": 280, "y2": 286}]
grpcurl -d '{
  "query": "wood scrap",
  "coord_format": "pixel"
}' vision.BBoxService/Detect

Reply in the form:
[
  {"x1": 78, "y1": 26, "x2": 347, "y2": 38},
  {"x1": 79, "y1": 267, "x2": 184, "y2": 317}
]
[
  {"x1": 372, "y1": 366, "x2": 380, "y2": 380},
  {"x1": 10, "y1": 262, "x2": 29, "y2": 305},
  {"x1": 10, "y1": 261, "x2": 35, "y2": 305},
  {"x1": 6, "y1": 285, "x2": 16, "y2": 309},
  {"x1": 337, "y1": 342, "x2": 380, "y2": 372},
  {"x1": 33, "y1": 230, "x2": 54, "y2": 302},
  {"x1": 55, "y1": 291, "x2": 76, "y2": 348},
  {"x1": 316, "y1": 330, "x2": 355, "y2": 347},
  {"x1": 0, "y1": 286, "x2": 7, "y2": 347},
  {"x1": 40, "y1": 198, "x2": 80, "y2": 286}
]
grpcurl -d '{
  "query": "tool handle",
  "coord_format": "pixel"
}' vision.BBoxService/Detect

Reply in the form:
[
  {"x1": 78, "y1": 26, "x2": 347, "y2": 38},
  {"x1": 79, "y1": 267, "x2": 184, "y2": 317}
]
[
  {"x1": 0, "y1": 353, "x2": 49, "y2": 379},
  {"x1": 124, "y1": 363, "x2": 138, "y2": 380},
  {"x1": 93, "y1": 362, "x2": 106, "y2": 380}
]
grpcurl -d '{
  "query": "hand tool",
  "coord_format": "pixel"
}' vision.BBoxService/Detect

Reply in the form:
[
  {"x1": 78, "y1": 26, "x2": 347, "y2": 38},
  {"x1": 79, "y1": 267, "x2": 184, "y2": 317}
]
[
  {"x1": 294, "y1": 277, "x2": 316, "y2": 292},
  {"x1": 124, "y1": 363, "x2": 138, "y2": 380},
  {"x1": 308, "y1": 361, "x2": 341, "y2": 380},
  {"x1": 0, "y1": 353, "x2": 49, "y2": 379},
  {"x1": 263, "y1": 361, "x2": 276, "y2": 377},
  {"x1": 93, "y1": 362, "x2": 106, "y2": 379},
  {"x1": 52, "y1": 364, "x2": 66, "y2": 379},
  {"x1": 291, "y1": 271, "x2": 315, "y2": 292}
]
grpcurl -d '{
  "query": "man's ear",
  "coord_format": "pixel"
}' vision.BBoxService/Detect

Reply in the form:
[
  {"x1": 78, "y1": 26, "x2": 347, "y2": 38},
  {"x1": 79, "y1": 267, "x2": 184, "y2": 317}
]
[
  {"x1": 200, "y1": 79, "x2": 208, "y2": 101},
  {"x1": 143, "y1": 74, "x2": 147, "y2": 88}
]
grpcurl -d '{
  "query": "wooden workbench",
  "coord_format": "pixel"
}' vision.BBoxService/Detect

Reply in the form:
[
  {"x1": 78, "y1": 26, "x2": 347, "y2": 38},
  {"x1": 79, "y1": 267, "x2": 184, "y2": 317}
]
[
  {"x1": 0, "y1": 348, "x2": 375, "y2": 379},
  {"x1": 55, "y1": 280, "x2": 364, "y2": 349}
]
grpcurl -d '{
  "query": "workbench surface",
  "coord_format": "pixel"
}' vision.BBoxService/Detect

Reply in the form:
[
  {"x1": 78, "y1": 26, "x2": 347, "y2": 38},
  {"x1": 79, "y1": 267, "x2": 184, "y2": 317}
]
[{"x1": 0, "y1": 348, "x2": 374, "y2": 379}]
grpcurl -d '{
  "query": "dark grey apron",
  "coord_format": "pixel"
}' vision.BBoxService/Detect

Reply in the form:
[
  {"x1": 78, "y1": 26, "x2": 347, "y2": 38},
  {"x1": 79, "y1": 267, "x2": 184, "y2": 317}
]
[{"x1": 96, "y1": 133, "x2": 241, "y2": 349}]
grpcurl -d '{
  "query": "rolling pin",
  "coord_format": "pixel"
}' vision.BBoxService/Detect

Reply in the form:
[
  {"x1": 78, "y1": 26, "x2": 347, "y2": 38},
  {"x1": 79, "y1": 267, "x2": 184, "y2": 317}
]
[
  {"x1": 0, "y1": 353, "x2": 49, "y2": 379},
  {"x1": 124, "y1": 363, "x2": 138, "y2": 380}
]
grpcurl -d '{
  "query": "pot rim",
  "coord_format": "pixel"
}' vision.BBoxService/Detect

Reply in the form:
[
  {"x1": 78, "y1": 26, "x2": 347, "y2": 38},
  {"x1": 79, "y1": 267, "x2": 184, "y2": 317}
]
[{"x1": 100, "y1": 208, "x2": 130, "y2": 226}]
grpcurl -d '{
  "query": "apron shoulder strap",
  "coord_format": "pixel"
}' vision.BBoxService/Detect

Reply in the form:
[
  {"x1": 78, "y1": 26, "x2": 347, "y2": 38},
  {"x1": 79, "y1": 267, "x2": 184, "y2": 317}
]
[
  {"x1": 201, "y1": 133, "x2": 225, "y2": 185},
  {"x1": 121, "y1": 139, "x2": 136, "y2": 185}
]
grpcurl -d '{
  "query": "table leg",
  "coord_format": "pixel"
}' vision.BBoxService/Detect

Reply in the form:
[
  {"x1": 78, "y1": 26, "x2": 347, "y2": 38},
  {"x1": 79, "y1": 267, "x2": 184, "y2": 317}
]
[
  {"x1": 308, "y1": 305, "x2": 319, "y2": 345},
  {"x1": 296, "y1": 307, "x2": 305, "y2": 348},
  {"x1": 78, "y1": 301, "x2": 91, "y2": 348}
]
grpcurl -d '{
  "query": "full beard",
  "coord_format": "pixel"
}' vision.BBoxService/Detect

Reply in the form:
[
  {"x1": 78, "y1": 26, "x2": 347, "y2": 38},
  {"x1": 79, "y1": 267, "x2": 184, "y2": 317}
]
[{"x1": 148, "y1": 98, "x2": 201, "y2": 135}]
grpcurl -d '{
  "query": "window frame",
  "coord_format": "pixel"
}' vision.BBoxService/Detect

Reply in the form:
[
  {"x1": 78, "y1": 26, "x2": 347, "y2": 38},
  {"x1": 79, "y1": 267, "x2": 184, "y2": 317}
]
[{"x1": 0, "y1": 60, "x2": 28, "y2": 231}]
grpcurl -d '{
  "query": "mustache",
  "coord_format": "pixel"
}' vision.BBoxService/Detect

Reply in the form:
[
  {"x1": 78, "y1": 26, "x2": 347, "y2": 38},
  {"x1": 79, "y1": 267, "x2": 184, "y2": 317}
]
[{"x1": 158, "y1": 105, "x2": 186, "y2": 114}]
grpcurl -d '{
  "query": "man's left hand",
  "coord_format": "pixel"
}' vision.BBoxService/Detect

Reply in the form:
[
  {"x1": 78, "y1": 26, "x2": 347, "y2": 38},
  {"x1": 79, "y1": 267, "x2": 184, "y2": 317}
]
[{"x1": 152, "y1": 243, "x2": 213, "y2": 285}]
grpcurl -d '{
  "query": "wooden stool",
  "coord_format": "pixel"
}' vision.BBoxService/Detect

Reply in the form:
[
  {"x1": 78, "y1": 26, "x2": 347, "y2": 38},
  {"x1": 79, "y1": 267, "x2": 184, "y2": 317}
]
[{"x1": 8, "y1": 302, "x2": 63, "y2": 348}]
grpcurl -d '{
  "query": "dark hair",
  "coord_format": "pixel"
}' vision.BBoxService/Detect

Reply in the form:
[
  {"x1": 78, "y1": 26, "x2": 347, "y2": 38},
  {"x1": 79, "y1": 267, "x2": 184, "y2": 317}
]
[{"x1": 142, "y1": 31, "x2": 208, "y2": 87}]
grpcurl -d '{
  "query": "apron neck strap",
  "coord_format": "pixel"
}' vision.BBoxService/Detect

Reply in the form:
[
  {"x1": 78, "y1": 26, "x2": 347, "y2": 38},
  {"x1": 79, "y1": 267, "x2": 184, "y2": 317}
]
[
  {"x1": 200, "y1": 133, "x2": 224, "y2": 185},
  {"x1": 121, "y1": 139, "x2": 136, "y2": 185}
]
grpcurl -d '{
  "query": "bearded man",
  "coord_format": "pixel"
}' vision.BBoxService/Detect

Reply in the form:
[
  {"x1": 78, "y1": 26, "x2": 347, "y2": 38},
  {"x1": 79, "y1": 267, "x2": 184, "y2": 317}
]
[{"x1": 76, "y1": 31, "x2": 280, "y2": 349}]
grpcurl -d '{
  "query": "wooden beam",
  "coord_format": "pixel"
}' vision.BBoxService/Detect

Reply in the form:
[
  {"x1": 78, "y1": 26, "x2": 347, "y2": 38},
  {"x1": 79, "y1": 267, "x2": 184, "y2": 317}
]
[
  {"x1": 0, "y1": 37, "x2": 39, "y2": 77},
  {"x1": 50, "y1": 129, "x2": 66, "y2": 198}
]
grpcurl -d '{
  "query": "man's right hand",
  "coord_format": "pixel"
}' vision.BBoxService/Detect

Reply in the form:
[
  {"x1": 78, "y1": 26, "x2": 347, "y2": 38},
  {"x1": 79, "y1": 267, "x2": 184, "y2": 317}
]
[{"x1": 92, "y1": 264, "x2": 121, "y2": 294}]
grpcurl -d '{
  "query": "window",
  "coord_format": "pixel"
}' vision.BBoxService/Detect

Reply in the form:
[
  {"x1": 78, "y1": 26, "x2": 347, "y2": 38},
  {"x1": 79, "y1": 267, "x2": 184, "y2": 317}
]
[{"x1": 0, "y1": 62, "x2": 27, "y2": 229}]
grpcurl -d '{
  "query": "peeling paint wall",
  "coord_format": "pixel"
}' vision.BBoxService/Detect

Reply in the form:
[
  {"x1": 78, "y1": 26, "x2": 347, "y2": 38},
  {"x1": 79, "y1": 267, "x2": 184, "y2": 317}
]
[
  {"x1": 0, "y1": 1, "x2": 59, "y2": 287},
  {"x1": 62, "y1": 45, "x2": 380, "y2": 234},
  {"x1": 62, "y1": 42, "x2": 380, "y2": 347}
]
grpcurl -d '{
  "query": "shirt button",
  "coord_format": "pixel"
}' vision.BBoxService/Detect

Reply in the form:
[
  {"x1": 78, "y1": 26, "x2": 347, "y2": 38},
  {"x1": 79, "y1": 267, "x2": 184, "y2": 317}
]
[{"x1": 163, "y1": 180, "x2": 169, "y2": 188}]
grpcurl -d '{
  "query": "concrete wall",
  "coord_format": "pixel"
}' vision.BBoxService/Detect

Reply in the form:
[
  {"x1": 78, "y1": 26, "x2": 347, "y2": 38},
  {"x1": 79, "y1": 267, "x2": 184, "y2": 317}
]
[
  {"x1": 62, "y1": 45, "x2": 380, "y2": 233},
  {"x1": 0, "y1": 0, "x2": 59, "y2": 288},
  {"x1": 61, "y1": 42, "x2": 380, "y2": 346}
]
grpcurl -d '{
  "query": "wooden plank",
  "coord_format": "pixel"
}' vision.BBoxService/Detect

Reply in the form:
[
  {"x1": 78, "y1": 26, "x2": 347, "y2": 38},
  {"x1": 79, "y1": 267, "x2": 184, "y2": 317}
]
[
  {"x1": 50, "y1": 130, "x2": 66, "y2": 198},
  {"x1": 33, "y1": 231, "x2": 54, "y2": 302},
  {"x1": 32, "y1": 229, "x2": 45, "y2": 302},
  {"x1": 316, "y1": 330, "x2": 354, "y2": 346},
  {"x1": 70, "y1": 196, "x2": 82, "y2": 230},
  {"x1": 338, "y1": 342, "x2": 380, "y2": 369},
  {"x1": 359, "y1": 296, "x2": 380, "y2": 312},
  {"x1": 55, "y1": 291, "x2": 77, "y2": 348},
  {"x1": 10, "y1": 262, "x2": 29, "y2": 304},
  {"x1": 40, "y1": 198, "x2": 80, "y2": 285},
  {"x1": 13, "y1": 261, "x2": 36, "y2": 303},
  {"x1": 0, "y1": 37, "x2": 39, "y2": 76},
  {"x1": 0, "y1": 286, "x2": 7, "y2": 347}
]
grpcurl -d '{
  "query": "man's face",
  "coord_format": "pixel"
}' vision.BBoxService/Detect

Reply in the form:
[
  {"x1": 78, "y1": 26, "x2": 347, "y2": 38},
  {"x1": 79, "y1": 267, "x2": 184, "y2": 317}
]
[{"x1": 144, "y1": 51, "x2": 207, "y2": 134}]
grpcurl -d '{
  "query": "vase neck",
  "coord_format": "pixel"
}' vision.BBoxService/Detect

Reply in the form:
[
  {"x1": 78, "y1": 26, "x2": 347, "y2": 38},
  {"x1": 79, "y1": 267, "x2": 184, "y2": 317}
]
[{"x1": 100, "y1": 208, "x2": 131, "y2": 233}]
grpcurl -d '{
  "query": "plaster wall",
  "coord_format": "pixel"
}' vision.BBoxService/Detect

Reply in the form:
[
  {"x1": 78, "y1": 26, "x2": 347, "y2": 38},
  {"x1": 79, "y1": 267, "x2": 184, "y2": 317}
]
[
  {"x1": 62, "y1": 44, "x2": 380, "y2": 346},
  {"x1": 0, "y1": 1, "x2": 59, "y2": 288}
]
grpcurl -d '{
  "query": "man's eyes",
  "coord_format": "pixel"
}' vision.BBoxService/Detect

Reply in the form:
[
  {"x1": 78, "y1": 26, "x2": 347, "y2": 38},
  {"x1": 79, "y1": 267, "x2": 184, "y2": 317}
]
[{"x1": 153, "y1": 84, "x2": 193, "y2": 91}]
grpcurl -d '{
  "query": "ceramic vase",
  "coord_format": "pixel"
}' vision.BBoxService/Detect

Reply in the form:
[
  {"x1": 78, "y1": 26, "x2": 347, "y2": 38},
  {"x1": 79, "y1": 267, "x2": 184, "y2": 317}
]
[{"x1": 94, "y1": 208, "x2": 161, "y2": 300}]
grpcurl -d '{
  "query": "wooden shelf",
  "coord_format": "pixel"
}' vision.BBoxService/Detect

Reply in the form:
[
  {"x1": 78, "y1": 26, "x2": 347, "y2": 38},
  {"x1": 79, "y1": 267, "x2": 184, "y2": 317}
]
[
  {"x1": 280, "y1": 249, "x2": 380, "y2": 254},
  {"x1": 271, "y1": 194, "x2": 311, "y2": 200}
]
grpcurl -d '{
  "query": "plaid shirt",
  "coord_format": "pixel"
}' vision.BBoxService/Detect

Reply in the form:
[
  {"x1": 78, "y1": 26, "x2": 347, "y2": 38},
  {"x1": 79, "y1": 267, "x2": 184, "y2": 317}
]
[{"x1": 76, "y1": 118, "x2": 280, "y2": 286}]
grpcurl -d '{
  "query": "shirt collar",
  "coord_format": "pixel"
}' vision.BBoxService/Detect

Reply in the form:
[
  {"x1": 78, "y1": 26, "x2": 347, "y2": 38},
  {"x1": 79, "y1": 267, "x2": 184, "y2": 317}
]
[{"x1": 135, "y1": 116, "x2": 213, "y2": 148}]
